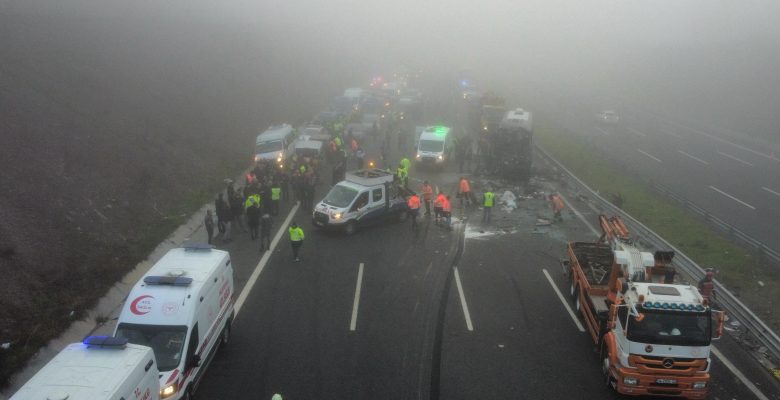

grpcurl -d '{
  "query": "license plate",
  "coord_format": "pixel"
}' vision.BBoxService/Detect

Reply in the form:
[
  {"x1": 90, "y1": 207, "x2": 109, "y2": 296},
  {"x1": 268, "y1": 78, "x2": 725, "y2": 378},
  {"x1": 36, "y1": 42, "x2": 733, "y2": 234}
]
[
  {"x1": 656, "y1": 378, "x2": 677, "y2": 384},
  {"x1": 315, "y1": 221, "x2": 324, "y2": 226}
]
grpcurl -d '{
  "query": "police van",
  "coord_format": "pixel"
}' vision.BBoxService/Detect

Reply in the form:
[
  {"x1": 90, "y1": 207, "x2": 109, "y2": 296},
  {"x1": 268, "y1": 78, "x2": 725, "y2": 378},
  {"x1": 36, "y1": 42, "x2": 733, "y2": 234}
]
[
  {"x1": 415, "y1": 126, "x2": 452, "y2": 167},
  {"x1": 11, "y1": 336, "x2": 160, "y2": 400},
  {"x1": 114, "y1": 244, "x2": 235, "y2": 400},
  {"x1": 312, "y1": 169, "x2": 409, "y2": 235},
  {"x1": 254, "y1": 124, "x2": 296, "y2": 166}
]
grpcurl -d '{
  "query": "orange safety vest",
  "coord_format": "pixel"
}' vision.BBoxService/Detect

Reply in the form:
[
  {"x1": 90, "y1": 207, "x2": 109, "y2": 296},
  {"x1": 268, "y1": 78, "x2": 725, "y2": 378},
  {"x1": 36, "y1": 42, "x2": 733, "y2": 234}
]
[
  {"x1": 459, "y1": 179, "x2": 471, "y2": 193},
  {"x1": 551, "y1": 195, "x2": 565, "y2": 211},
  {"x1": 442, "y1": 198, "x2": 452, "y2": 212},
  {"x1": 407, "y1": 195, "x2": 421, "y2": 210},
  {"x1": 434, "y1": 194, "x2": 446, "y2": 208},
  {"x1": 421, "y1": 184, "x2": 433, "y2": 200}
]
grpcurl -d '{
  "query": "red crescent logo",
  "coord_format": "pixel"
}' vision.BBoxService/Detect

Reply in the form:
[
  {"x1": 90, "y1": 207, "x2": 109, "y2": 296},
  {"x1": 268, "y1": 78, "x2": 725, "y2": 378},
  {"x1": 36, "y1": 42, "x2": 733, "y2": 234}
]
[{"x1": 130, "y1": 295, "x2": 154, "y2": 315}]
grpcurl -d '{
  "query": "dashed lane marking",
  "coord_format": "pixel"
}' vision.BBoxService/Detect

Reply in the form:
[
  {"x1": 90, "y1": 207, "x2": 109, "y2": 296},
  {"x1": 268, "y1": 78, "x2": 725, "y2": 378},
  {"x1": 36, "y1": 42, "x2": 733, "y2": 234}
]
[
  {"x1": 678, "y1": 150, "x2": 709, "y2": 165},
  {"x1": 717, "y1": 151, "x2": 754, "y2": 167},
  {"x1": 762, "y1": 186, "x2": 780, "y2": 198},
  {"x1": 234, "y1": 203, "x2": 300, "y2": 316},
  {"x1": 559, "y1": 193, "x2": 600, "y2": 237},
  {"x1": 709, "y1": 186, "x2": 756, "y2": 210},
  {"x1": 453, "y1": 267, "x2": 474, "y2": 331},
  {"x1": 627, "y1": 127, "x2": 647, "y2": 137},
  {"x1": 349, "y1": 263, "x2": 365, "y2": 331},
  {"x1": 542, "y1": 269, "x2": 585, "y2": 332},
  {"x1": 638, "y1": 149, "x2": 662, "y2": 163},
  {"x1": 711, "y1": 347, "x2": 770, "y2": 400}
]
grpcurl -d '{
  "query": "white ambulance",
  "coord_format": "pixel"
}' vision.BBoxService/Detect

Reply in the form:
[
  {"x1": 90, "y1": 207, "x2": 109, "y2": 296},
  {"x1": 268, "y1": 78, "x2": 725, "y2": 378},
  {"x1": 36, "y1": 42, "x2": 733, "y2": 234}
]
[
  {"x1": 11, "y1": 336, "x2": 160, "y2": 400},
  {"x1": 114, "y1": 244, "x2": 235, "y2": 400}
]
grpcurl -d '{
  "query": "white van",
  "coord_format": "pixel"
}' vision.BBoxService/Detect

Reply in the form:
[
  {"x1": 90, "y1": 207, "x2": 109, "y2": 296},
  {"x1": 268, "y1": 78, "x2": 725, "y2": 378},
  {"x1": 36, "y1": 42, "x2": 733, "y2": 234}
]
[
  {"x1": 114, "y1": 244, "x2": 235, "y2": 400},
  {"x1": 415, "y1": 126, "x2": 452, "y2": 166},
  {"x1": 254, "y1": 124, "x2": 296, "y2": 165},
  {"x1": 500, "y1": 108, "x2": 533, "y2": 132},
  {"x1": 11, "y1": 336, "x2": 160, "y2": 400}
]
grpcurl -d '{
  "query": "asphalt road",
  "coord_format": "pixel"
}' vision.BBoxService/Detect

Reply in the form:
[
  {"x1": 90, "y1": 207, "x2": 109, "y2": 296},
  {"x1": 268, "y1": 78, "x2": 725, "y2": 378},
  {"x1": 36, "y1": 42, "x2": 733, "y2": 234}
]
[
  {"x1": 552, "y1": 104, "x2": 780, "y2": 253},
  {"x1": 190, "y1": 127, "x2": 777, "y2": 399}
]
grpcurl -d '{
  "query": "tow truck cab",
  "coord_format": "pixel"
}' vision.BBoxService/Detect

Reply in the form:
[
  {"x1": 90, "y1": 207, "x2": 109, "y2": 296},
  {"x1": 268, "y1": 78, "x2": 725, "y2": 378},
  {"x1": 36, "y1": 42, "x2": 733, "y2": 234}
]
[{"x1": 312, "y1": 169, "x2": 408, "y2": 235}]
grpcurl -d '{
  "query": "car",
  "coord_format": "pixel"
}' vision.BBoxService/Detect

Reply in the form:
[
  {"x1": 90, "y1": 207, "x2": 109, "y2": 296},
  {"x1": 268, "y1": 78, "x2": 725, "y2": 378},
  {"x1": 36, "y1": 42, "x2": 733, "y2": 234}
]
[{"x1": 597, "y1": 109, "x2": 619, "y2": 124}]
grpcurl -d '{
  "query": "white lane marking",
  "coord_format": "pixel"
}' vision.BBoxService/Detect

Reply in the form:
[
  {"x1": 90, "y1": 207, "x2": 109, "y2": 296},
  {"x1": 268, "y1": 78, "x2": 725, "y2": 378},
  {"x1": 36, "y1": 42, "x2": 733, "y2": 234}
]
[
  {"x1": 666, "y1": 120, "x2": 778, "y2": 162},
  {"x1": 637, "y1": 149, "x2": 662, "y2": 163},
  {"x1": 234, "y1": 203, "x2": 300, "y2": 316},
  {"x1": 709, "y1": 186, "x2": 756, "y2": 210},
  {"x1": 712, "y1": 347, "x2": 770, "y2": 400},
  {"x1": 717, "y1": 151, "x2": 754, "y2": 167},
  {"x1": 453, "y1": 267, "x2": 474, "y2": 331},
  {"x1": 558, "y1": 193, "x2": 600, "y2": 236},
  {"x1": 349, "y1": 263, "x2": 365, "y2": 331},
  {"x1": 627, "y1": 127, "x2": 647, "y2": 137},
  {"x1": 677, "y1": 150, "x2": 709, "y2": 165},
  {"x1": 595, "y1": 127, "x2": 609, "y2": 136},
  {"x1": 660, "y1": 128, "x2": 682, "y2": 138},
  {"x1": 542, "y1": 269, "x2": 585, "y2": 332},
  {"x1": 762, "y1": 186, "x2": 780, "y2": 198}
]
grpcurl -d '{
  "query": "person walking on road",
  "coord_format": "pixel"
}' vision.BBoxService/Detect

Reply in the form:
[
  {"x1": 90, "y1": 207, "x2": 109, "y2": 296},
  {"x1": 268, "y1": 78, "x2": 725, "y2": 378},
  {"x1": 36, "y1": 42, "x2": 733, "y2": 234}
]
[
  {"x1": 230, "y1": 190, "x2": 246, "y2": 233},
  {"x1": 259, "y1": 213, "x2": 273, "y2": 252},
  {"x1": 434, "y1": 191, "x2": 446, "y2": 225},
  {"x1": 270, "y1": 181, "x2": 281, "y2": 216},
  {"x1": 698, "y1": 269, "x2": 715, "y2": 301},
  {"x1": 458, "y1": 176, "x2": 472, "y2": 211},
  {"x1": 215, "y1": 194, "x2": 229, "y2": 236},
  {"x1": 396, "y1": 163, "x2": 409, "y2": 188},
  {"x1": 246, "y1": 199, "x2": 260, "y2": 240},
  {"x1": 288, "y1": 222, "x2": 305, "y2": 262},
  {"x1": 204, "y1": 210, "x2": 215, "y2": 245},
  {"x1": 482, "y1": 188, "x2": 495, "y2": 224},
  {"x1": 549, "y1": 193, "x2": 565, "y2": 222},
  {"x1": 355, "y1": 146, "x2": 365, "y2": 170},
  {"x1": 442, "y1": 195, "x2": 453, "y2": 230},
  {"x1": 407, "y1": 192, "x2": 421, "y2": 230},
  {"x1": 421, "y1": 180, "x2": 433, "y2": 216}
]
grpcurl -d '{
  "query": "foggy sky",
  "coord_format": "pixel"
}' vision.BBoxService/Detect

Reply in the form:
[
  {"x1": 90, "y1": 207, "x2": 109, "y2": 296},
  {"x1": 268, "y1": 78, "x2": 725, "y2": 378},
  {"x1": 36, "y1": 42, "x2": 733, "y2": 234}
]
[{"x1": 4, "y1": 0, "x2": 780, "y2": 137}]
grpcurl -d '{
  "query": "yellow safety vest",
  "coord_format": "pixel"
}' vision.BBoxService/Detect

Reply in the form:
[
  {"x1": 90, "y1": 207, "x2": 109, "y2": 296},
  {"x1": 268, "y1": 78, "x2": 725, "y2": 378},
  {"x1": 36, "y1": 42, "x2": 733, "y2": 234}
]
[{"x1": 289, "y1": 227, "x2": 304, "y2": 241}]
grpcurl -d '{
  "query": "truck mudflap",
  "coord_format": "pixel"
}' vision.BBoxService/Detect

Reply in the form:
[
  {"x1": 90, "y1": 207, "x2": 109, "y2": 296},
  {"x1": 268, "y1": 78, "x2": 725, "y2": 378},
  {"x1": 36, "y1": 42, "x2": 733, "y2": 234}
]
[{"x1": 613, "y1": 367, "x2": 710, "y2": 399}]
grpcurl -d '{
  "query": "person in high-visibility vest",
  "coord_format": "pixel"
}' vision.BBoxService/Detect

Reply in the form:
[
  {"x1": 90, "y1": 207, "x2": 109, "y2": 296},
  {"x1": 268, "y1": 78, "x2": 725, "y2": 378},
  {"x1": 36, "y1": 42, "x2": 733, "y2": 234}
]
[
  {"x1": 270, "y1": 182, "x2": 282, "y2": 216},
  {"x1": 400, "y1": 156, "x2": 411, "y2": 172},
  {"x1": 483, "y1": 188, "x2": 495, "y2": 224},
  {"x1": 458, "y1": 176, "x2": 472, "y2": 210},
  {"x1": 407, "y1": 193, "x2": 421, "y2": 230},
  {"x1": 421, "y1": 180, "x2": 434, "y2": 216},
  {"x1": 442, "y1": 195, "x2": 452, "y2": 230},
  {"x1": 549, "y1": 193, "x2": 565, "y2": 222},
  {"x1": 434, "y1": 192, "x2": 446, "y2": 225},
  {"x1": 396, "y1": 164, "x2": 408, "y2": 188},
  {"x1": 288, "y1": 222, "x2": 305, "y2": 262}
]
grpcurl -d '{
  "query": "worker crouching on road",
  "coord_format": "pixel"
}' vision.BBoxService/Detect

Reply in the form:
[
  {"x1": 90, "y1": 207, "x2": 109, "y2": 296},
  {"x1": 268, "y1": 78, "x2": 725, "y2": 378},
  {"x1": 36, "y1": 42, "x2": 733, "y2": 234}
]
[
  {"x1": 407, "y1": 192, "x2": 421, "y2": 230},
  {"x1": 549, "y1": 193, "x2": 565, "y2": 222},
  {"x1": 288, "y1": 222, "x2": 304, "y2": 262}
]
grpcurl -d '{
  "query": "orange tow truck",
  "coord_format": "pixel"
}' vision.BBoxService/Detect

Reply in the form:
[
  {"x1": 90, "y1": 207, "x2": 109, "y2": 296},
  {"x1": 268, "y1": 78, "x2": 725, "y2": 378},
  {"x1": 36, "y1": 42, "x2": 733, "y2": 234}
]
[{"x1": 565, "y1": 215, "x2": 724, "y2": 398}]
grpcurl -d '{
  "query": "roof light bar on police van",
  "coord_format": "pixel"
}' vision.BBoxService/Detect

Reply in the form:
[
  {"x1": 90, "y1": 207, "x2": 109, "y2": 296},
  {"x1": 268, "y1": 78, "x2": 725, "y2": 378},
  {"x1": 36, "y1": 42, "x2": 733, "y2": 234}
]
[{"x1": 82, "y1": 335, "x2": 129, "y2": 348}]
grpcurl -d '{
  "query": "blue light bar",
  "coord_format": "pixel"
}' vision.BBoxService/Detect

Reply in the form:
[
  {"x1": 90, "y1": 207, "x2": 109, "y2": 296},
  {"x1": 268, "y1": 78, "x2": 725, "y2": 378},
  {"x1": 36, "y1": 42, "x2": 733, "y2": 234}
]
[
  {"x1": 143, "y1": 276, "x2": 193, "y2": 286},
  {"x1": 83, "y1": 336, "x2": 128, "y2": 348}
]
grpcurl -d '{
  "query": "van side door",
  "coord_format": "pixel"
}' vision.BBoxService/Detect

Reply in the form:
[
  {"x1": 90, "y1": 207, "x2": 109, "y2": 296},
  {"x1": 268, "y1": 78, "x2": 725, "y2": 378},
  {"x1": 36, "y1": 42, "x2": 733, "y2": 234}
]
[
  {"x1": 349, "y1": 191, "x2": 370, "y2": 222},
  {"x1": 366, "y1": 186, "x2": 385, "y2": 219}
]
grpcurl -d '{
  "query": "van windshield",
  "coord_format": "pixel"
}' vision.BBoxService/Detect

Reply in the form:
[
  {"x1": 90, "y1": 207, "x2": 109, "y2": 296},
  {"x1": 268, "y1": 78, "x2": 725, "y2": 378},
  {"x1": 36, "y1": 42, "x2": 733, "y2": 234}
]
[
  {"x1": 323, "y1": 184, "x2": 358, "y2": 208},
  {"x1": 256, "y1": 140, "x2": 283, "y2": 154},
  {"x1": 419, "y1": 139, "x2": 444, "y2": 152},
  {"x1": 116, "y1": 323, "x2": 188, "y2": 371}
]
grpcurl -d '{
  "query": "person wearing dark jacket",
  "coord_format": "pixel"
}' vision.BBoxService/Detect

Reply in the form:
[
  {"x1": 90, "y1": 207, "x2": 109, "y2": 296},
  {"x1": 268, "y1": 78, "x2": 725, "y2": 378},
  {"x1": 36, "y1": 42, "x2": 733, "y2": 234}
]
[
  {"x1": 215, "y1": 194, "x2": 229, "y2": 236},
  {"x1": 230, "y1": 190, "x2": 245, "y2": 233},
  {"x1": 246, "y1": 201, "x2": 261, "y2": 239},
  {"x1": 259, "y1": 213, "x2": 273, "y2": 251},
  {"x1": 205, "y1": 210, "x2": 215, "y2": 245}
]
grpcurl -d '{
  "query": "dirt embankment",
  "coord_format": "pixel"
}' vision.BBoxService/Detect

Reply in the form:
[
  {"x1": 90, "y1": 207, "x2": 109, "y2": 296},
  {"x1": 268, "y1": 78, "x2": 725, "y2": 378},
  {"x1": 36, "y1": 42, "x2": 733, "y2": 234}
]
[{"x1": 0, "y1": 6, "x2": 342, "y2": 387}]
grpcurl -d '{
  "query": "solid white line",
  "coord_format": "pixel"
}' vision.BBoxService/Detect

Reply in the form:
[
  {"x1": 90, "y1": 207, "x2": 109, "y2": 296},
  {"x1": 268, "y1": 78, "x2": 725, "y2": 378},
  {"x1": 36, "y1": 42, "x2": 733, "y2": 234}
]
[
  {"x1": 717, "y1": 151, "x2": 754, "y2": 167},
  {"x1": 558, "y1": 193, "x2": 600, "y2": 237},
  {"x1": 453, "y1": 267, "x2": 474, "y2": 331},
  {"x1": 234, "y1": 203, "x2": 300, "y2": 316},
  {"x1": 542, "y1": 269, "x2": 585, "y2": 332},
  {"x1": 712, "y1": 347, "x2": 770, "y2": 400},
  {"x1": 678, "y1": 150, "x2": 709, "y2": 165},
  {"x1": 709, "y1": 186, "x2": 756, "y2": 210},
  {"x1": 349, "y1": 263, "x2": 365, "y2": 331},
  {"x1": 627, "y1": 127, "x2": 647, "y2": 137},
  {"x1": 637, "y1": 149, "x2": 662, "y2": 163},
  {"x1": 762, "y1": 186, "x2": 780, "y2": 198}
]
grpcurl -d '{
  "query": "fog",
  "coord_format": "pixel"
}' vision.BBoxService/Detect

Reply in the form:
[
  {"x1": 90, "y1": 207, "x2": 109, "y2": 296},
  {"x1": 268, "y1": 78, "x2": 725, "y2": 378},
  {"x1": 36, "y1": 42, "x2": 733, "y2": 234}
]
[{"x1": 4, "y1": 0, "x2": 780, "y2": 137}]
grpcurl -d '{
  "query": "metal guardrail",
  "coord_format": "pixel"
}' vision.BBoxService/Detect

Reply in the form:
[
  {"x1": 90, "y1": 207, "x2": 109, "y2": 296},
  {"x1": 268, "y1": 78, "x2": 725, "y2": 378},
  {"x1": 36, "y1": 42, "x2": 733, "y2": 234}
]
[
  {"x1": 535, "y1": 144, "x2": 780, "y2": 363},
  {"x1": 650, "y1": 181, "x2": 780, "y2": 264}
]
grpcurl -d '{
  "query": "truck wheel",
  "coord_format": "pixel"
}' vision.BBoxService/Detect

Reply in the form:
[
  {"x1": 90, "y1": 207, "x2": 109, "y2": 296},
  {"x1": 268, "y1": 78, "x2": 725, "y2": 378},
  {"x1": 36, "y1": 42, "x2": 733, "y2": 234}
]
[
  {"x1": 345, "y1": 221, "x2": 357, "y2": 236},
  {"x1": 601, "y1": 344, "x2": 616, "y2": 389}
]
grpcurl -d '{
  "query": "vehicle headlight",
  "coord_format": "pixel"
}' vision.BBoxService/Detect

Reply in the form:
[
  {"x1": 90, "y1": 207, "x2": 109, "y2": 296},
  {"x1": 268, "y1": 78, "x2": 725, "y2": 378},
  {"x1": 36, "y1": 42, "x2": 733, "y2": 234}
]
[
  {"x1": 437, "y1": 155, "x2": 443, "y2": 160},
  {"x1": 160, "y1": 382, "x2": 178, "y2": 398},
  {"x1": 622, "y1": 377, "x2": 638, "y2": 386},
  {"x1": 483, "y1": 126, "x2": 488, "y2": 131},
  {"x1": 693, "y1": 382, "x2": 707, "y2": 390},
  {"x1": 333, "y1": 213, "x2": 342, "y2": 220},
  {"x1": 416, "y1": 154, "x2": 421, "y2": 159},
  {"x1": 254, "y1": 155, "x2": 260, "y2": 162}
]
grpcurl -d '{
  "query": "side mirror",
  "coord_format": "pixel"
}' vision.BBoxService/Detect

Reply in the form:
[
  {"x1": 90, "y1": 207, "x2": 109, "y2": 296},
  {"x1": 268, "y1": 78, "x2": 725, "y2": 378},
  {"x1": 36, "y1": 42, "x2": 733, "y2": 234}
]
[
  {"x1": 189, "y1": 354, "x2": 201, "y2": 369},
  {"x1": 712, "y1": 311, "x2": 725, "y2": 340}
]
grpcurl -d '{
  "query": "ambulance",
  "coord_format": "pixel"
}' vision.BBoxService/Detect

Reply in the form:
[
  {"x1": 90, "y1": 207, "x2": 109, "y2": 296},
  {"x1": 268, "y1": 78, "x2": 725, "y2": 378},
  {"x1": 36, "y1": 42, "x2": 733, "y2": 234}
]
[
  {"x1": 11, "y1": 336, "x2": 160, "y2": 400},
  {"x1": 115, "y1": 244, "x2": 235, "y2": 400}
]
